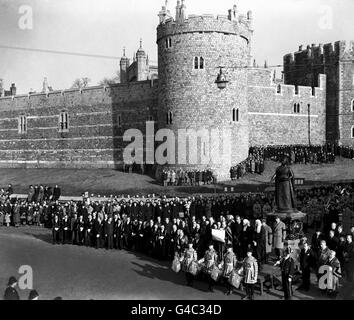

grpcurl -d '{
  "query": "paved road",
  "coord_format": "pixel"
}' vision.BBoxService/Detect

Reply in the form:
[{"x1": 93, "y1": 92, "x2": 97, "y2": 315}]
[{"x1": 0, "y1": 227, "x2": 352, "y2": 300}]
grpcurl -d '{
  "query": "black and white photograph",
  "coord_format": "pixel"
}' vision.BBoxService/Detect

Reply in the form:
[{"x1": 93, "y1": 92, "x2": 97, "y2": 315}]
[{"x1": 0, "y1": 0, "x2": 354, "y2": 309}]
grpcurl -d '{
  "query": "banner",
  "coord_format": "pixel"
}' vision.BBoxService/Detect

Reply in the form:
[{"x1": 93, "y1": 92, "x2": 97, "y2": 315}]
[{"x1": 212, "y1": 229, "x2": 225, "y2": 243}]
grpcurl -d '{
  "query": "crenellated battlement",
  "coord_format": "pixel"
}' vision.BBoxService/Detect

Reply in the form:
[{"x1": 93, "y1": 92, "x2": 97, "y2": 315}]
[
  {"x1": 284, "y1": 40, "x2": 354, "y2": 67},
  {"x1": 157, "y1": 7, "x2": 253, "y2": 43},
  {"x1": 0, "y1": 80, "x2": 158, "y2": 111}
]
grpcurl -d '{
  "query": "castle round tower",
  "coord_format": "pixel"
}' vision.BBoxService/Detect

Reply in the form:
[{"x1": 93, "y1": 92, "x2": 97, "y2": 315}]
[{"x1": 156, "y1": 2, "x2": 254, "y2": 180}]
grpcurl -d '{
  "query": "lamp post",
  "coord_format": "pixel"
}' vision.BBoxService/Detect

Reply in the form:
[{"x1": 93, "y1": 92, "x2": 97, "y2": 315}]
[{"x1": 215, "y1": 67, "x2": 229, "y2": 89}]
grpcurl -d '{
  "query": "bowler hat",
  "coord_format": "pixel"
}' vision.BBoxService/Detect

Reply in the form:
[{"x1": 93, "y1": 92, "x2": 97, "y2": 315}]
[
  {"x1": 28, "y1": 290, "x2": 39, "y2": 300},
  {"x1": 7, "y1": 276, "x2": 17, "y2": 286}
]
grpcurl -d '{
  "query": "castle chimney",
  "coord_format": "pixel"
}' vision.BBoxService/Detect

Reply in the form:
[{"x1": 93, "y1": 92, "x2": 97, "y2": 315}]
[
  {"x1": 120, "y1": 47, "x2": 130, "y2": 84},
  {"x1": 10, "y1": 83, "x2": 16, "y2": 96},
  {"x1": 42, "y1": 77, "x2": 49, "y2": 93}
]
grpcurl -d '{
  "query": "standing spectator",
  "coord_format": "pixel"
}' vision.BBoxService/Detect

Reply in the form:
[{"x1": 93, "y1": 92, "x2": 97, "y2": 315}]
[
  {"x1": 253, "y1": 219, "x2": 266, "y2": 266},
  {"x1": 325, "y1": 250, "x2": 342, "y2": 297},
  {"x1": 273, "y1": 216, "x2": 287, "y2": 260},
  {"x1": 298, "y1": 241, "x2": 315, "y2": 291},
  {"x1": 262, "y1": 219, "x2": 273, "y2": 263},
  {"x1": 343, "y1": 234, "x2": 354, "y2": 282},
  {"x1": 53, "y1": 185, "x2": 61, "y2": 201},
  {"x1": 275, "y1": 247, "x2": 295, "y2": 300},
  {"x1": 3, "y1": 277, "x2": 20, "y2": 300}
]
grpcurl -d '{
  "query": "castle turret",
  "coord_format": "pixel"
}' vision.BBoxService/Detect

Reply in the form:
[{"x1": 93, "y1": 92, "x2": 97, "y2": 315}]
[
  {"x1": 120, "y1": 48, "x2": 130, "y2": 84},
  {"x1": 136, "y1": 39, "x2": 148, "y2": 81},
  {"x1": 158, "y1": 0, "x2": 172, "y2": 24},
  {"x1": 156, "y1": 1, "x2": 253, "y2": 180}
]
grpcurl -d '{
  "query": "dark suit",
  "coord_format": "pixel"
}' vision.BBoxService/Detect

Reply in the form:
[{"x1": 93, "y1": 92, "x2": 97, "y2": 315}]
[
  {"x1": 299, "y1": 248, "x2": 315, "y2": 290},
  {"x1": 104, "y1": 221, "x2": 114, "y2": 249},
  {"x1": 280, "y1": 257, "x2": 295, "y2": 300},
  {"x1": 3, "y1": 286, "x2": 20, "y2": 300}
]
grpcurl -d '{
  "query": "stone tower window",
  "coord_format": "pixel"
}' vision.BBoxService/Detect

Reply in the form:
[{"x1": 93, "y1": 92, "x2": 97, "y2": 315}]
[
  {"x1": 294, "y1": 103, "x2": 300, "y2": 113},
  {"x1": 232, "y1": 108, "x2": 239, "y2": 122},
  {"x1": 18, "y1": 115, "x2": 27, "y2": 134},
  {"x1": 194, "y1": 57, "x2": 205, "y2": 70},
  {"x1": 166, "y1": 112, "x2": 173, "y2": 125},
  {"x1": 59, "y1": 111, "x2": 69, "y2": 132},
  {"x1": 200, "y1": 57, "x2": 204, "y2": 69},
  {"x1": 117, "y1": 114, "x2": 122, "y2": 128},
  {"x1": 352, "y1": 125, "x2": 354, "y2": 138},
  {"x1": 351, "y1": 99, "x2": 354, "y2": 112},
  {"x1": 194, "y1": 57, "x2": 199, "y2": 69},
  {"x1": 166, "y1": 38, "x2": 172, "y2": 49}
]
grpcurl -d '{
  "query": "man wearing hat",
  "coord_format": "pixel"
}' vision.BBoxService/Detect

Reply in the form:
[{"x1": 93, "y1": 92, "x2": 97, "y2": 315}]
[
  {"x1": 28, "y1": 290, "x2": 39, "y2": 300},
  {"x1": 222, "y1": 244, "x2": 238, "y2": 295},
  {"x1": 274, "y1": 247, "x2": 295, "y2": 300},
  {"x1": 239, "y1": 248, "x2": 258, "y2": 300},
  {"x1": 3, "y1": 276, "x2": 20, "y2": 300},
  {"x1": 181, "y1": 242, "x2": 198, "y2": 287},
  {"x1": 203, "y1": 242, "x2": 219, "y2": 292}
]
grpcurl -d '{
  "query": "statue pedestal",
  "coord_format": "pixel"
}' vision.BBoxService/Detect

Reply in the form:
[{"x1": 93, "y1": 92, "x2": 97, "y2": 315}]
[
  {"x1": 266, "y1": 210, "x2": 307, "y2": 221},
  {"x1": 267, "y1": 210, "x2": 307, "y2": 241}
]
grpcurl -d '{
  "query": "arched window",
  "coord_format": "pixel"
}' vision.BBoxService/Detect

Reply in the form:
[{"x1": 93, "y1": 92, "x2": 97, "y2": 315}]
[
  {"x1": 351, "y1": 99, "x2": 354, "y2": 112},
  {"x1": 166, "y1": 112, "x2": 173, "y2": 125},
  {"x1": 200, "y1": 57, "x2": 204, "y2": 69},
  {"x1": 194, "y1": 57, "x2": 199, "y2": 69},
  {"x1": 194, "y1": 57, "x2": 205, "y2": 70},
  {"x1": 352, "y1": 125, "x2": 354, "y2": 139},
  {"x1": 117, "y1": 114, "x2": 122, "y2": 128},
  {"x1": 169, "y1": 112, "x2": 173, "y2": 125},
  {"x1": 232, "y1": 108, "x2": 239, "y2": 122},
  {"x1": 294, "y1": 103, "x2": 297, "y2": 113},
  {"x1": 59, "y1": 111, "x2": 69, "y2": 132},
  {"x1": 18, "y1": 115, "x2": 27, "y2": 134},
  {"x1": 297, "y1": 103, "x2": 300, "y2": 113},
  {"x1": 169, "y1": 38, "x2": 172, "y2": 48}
]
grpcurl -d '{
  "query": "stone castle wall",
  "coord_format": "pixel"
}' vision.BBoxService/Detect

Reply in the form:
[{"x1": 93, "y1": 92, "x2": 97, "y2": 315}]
[
  {"x1": 248, "y1": 69, "x2": 326, "y2": 146},
  {"x1": 0, "y1": 81, "x2": 158, "y2": 168},
  {"x1": 284, "y1": 41, "x2": 354, "y2": 146}
]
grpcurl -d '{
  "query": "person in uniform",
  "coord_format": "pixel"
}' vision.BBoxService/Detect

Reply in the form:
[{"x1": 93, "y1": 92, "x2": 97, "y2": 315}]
[
  {"x1": 28, "y1": 289, "x2": 39, "y2": 300},
  {"x1": 222, "y1": 244, "x2": 238, "y2": 295},
  {"x1": 239, "y1": 248, "x2": 258, "y2": 300},
  {"x1": 275, "y1": 247, "x2": 295, "y2": 300},
  {"x1": 203, "y1": 242, "x2": 219, "y2": 292},
  {"x1": 182, "y1": 242, "x2": 198, "y2": 287},
  {"x1": 3, "y1": 276, "x2": 20, "y2": 300}
]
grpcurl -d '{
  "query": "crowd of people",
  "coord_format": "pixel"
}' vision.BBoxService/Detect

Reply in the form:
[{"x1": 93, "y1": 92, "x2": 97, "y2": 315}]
[
  {"x1": 1, "y1": 180, "x2": 354, "y2": 299},
  {"x1": 250, "y1": 144, "x2": 337, "y2": 165},
  {"x1": 229, "y1": 144, "x2": 340, "y2": 181},
  {"x1": 161, "y1": 169, "x2": 216, "y2": 186}
]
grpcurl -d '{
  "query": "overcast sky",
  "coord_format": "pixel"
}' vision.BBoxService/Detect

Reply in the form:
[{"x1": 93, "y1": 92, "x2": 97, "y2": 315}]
[{"x1": 0, "y1": 0, "x2": 352, "y2": 93}]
